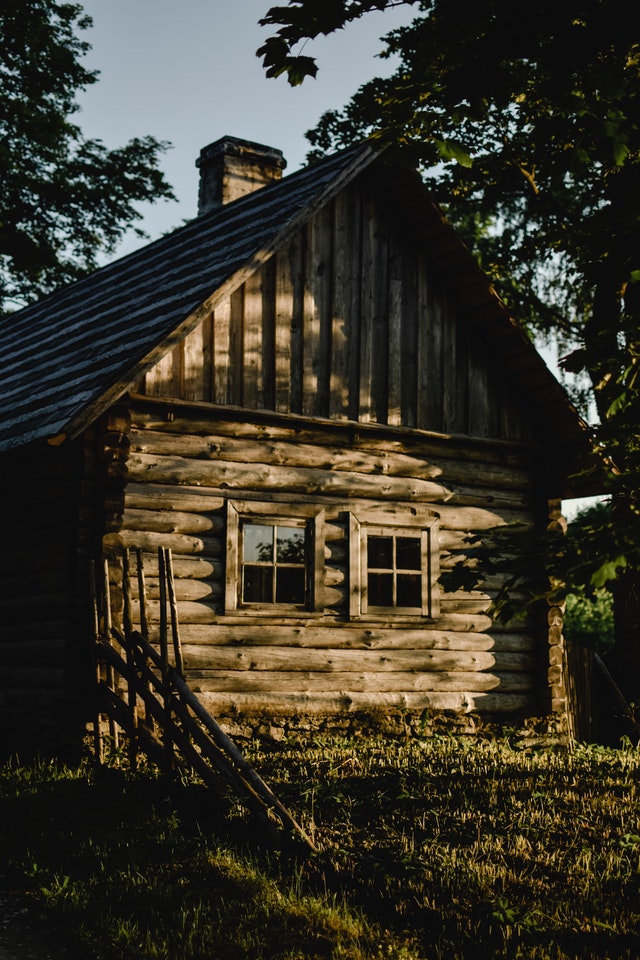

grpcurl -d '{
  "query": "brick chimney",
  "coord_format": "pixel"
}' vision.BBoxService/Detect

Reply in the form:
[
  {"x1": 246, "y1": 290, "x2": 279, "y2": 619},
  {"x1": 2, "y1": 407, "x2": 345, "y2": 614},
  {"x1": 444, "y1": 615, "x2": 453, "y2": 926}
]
[{"x1": 196, "y1": 136, "x2": 287, "y2": 215}]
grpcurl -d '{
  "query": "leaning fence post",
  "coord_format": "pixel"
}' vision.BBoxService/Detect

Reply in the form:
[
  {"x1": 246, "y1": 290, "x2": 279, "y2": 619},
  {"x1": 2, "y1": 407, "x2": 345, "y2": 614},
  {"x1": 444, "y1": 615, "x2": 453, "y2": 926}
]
[
  {"x1": 158, "y1": 546, "x2": 174, "y2": 775},
  {"x1": 103, "y1": 557, "x2": 119, "y2": 752},
  {"x1": 165, "y1": 547, "x2": 184, "y2": 677},
  {"x1": 122, "y1": 548, "x2": 138, "y2": 769},
  {"x1": 89, "y1": 559, "x2": 104, "y2": 763},
  {"x1": 135, "y1": 549, "x2": 153, "y2": 729}
]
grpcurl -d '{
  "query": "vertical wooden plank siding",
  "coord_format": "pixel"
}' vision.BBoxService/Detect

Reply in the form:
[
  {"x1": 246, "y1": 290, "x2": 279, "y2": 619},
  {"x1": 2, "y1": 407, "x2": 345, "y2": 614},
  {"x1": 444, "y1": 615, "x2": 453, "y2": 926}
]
[
  {"x1": 302, "y1": 216, "x2": 321, "y2": 416},
  {"x1": 416, "y1": 257, "x2": 431, "y2": 431},
  {"x1": 182, "y1": 324, "x2": 204, "y2": 402},
  {"x1": 359, "y1": 191, "x2": 376, "y2": 423},
  {"x1": 400, "y1": 253, "x2": 419, "y2": 428},
  {"x1": 242, "y1": 268, "x2": 263, "y2": 409},
  {"x1": 315, "y1": 203, "x2": 334, "y2": 418},
  {"x1": 260, "y1": 258, "x2": 276, "y2": 411},
  {"x1": 288, "y1": 230, "x2": 305, "y2": 414},
  {"x1": 228, "y1": 287, "x2": 244, "y2": 406},
  {"x1": 330, "y1": 190, "x2": 352, "y2": 419},
  {"x1": 275, "y1": 250, "x2": 293, "y2": 413},
  {"x1": 387, "y1": 236, "x2": 404, "y2": 427},
  {"x1": 137, "y1": 183, "x2": 532, "y2": 444},
  {"x1": 212, "y1": 299, "x2": 230, "y2": 405}
]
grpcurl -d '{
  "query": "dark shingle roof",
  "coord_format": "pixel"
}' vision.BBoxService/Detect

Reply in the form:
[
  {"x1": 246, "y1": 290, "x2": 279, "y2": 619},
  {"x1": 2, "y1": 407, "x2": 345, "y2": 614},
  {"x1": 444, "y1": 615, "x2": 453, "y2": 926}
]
[
  {"x1": 0, "y1": 143, "x2": 375, "y2": 452},
  {"x1": 0, "y1": 140, "x2": 592, "y2": 479}
]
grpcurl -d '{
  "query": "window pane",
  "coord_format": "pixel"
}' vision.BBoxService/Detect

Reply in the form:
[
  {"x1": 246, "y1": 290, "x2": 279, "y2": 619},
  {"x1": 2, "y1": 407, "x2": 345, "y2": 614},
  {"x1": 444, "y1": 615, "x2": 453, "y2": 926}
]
[
  {"x1": 396, "y1": 537, "x2": 421, "y2": 570},
  {"x1": 368, "y1": 535, "x2": 393, "y2": 569},
  {"x1": 276, "y1": 526, "x2": 306, "y2": 563},
  {"x1": 243, "y1": 565, "x2": 273, "y2": 602},
  {"x1": 397, "y1": 573, "x2": 421, "y2": 608},
  {"x1": 243, "y1": 524, "x2": 273, "y2": 563},
  {"x1": 368, "y1": 572, "x2": 393, "y2": 606},
  {"x1": 276, "y1": 567, "x2": 306, "y2": 604}
]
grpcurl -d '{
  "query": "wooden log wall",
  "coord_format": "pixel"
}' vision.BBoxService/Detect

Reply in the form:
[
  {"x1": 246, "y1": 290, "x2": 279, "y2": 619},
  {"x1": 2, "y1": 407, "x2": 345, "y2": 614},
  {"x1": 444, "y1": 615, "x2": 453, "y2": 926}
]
[
  {"x1": 101, "y1": 401, "x2": 554, "y2": 722},
  {"x1": 0, "y1": 439, "x2": 87, "y2": 755},
  {"x1": 135, "y1": 181, "x2": 532, "y2": 444}
]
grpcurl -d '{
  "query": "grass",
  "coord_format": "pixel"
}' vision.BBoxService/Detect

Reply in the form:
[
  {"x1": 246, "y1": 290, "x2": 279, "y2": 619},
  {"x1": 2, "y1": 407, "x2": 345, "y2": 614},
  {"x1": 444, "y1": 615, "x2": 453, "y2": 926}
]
[{"x1": 1, "y1": 730, "x2": 639, "y2": 959}]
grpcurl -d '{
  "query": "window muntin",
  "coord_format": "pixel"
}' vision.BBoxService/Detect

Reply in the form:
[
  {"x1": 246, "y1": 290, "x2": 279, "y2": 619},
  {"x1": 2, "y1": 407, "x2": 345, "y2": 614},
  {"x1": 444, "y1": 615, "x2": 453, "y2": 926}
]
[
  {"x1": 349, "y1": 510, "x2": 439, "y2": 619},
  {"x1": 366, "y1": 533, "x2": 422, "y2": 609},
  {"x1": 241, "y1": 520, "x2": 308, "y2": 605},
  {"x1": 225, "y1": 501, "x2": 325, "y2": 615}
]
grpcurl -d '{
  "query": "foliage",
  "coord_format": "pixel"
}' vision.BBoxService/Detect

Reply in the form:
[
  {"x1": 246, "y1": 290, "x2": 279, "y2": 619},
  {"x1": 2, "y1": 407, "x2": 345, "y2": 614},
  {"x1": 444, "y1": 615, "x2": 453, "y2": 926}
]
[
  {"x1": 0, "y1": 0, "x2": 175, "y2": 315},
  {"x1": 258, "y1": 0, "x2": 640, "y2": 634},
  {"x1": 564, "y1": 589, "x2": 614, "y2": 651},
  {"x1": 2, "y1": 734, "x2": 640, "y2": 959}
]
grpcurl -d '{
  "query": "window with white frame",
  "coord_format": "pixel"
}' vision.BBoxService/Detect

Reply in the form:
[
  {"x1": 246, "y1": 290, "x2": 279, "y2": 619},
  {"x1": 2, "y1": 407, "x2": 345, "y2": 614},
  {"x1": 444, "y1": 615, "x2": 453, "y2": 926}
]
[
  {"x1": 348, "y1": 510, "x2": 439, "y2": 619},
  {"x1": 225, "y1": 500, "x2": 325, "y2": 615}
]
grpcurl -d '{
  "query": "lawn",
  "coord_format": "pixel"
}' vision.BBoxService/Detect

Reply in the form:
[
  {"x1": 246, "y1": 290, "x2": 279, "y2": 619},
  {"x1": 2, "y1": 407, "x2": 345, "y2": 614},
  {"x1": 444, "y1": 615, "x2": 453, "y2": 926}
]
[{"x1": 1, "y1": 730, "x2": 638, "y2": 959}]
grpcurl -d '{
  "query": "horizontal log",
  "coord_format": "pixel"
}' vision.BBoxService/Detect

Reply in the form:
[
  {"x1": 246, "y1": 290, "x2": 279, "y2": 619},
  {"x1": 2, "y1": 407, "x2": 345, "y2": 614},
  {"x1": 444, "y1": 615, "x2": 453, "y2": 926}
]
[
  {"x1": 2, "y1": 570, "x2": 69, "y2": 598},
  {"x1": 0, "y1": 689, "x2": 63, "y2": 709},
  {"x1": 138, "y1": 611, "x2": 528, "y2": 642},
  {"x1": 130, "y1": 404, "x2": 537, "y2": 466},
  {"x1": 194, "y1": 690, "x2": 536, "y2": 716},
  {"x1": 170, "y1": 624, "x2": 535, "y2": 652},
  {"x1": 126, "y1": 554, "x2": 219, "y2": 580},
  {"x1": 122, "y1": 507, "x2": 224, "y2": 536},
  {"x1": 0, "y1": 639, "x2": 66, "y2": 666},
  {"x1": 129, "y1": 429, "x2": 448, "y2": 481},
  {"x1": 0, "y1": 621, "x2": 68, "y2": 643},
  {"x1": 0, "y1": 592, "x2": 70, "y2": 618},
  {"x1": 131, "y1": 599, "x2": 220, "y2": 624},
  {"x1": 122, "y1": 481, "x2": 529, "y2": 532},
  {"x1": 125, "y1": 486, "x2": 226, "y2": 514},
  {"x1": 127, "y1": 452, "x2": 453, "y2": 503},
  {"x1": 439, "y1": 598, "x2": 492, "y2": 615},
  {"x1": 130, "y1": 579, "x2": 222, "y2": 603},
  {"x1": 129, "y1": 428, "x2": 535, "y2": 492},
  {"x1": 4, "y1": 542, "x2": 76, "y2": 575},
  {"x1": 103, "y1": 530, "x2": 223, "y2": 557},
  {"x1": 180, "y1": 645, "x2": 535, "y2": 673},
  {"x1": 0, "y1": 667, "x2": 64, "y2": 688},
  {"x1": 188, "y1": 670, "x2": 535, "y2": 694}
]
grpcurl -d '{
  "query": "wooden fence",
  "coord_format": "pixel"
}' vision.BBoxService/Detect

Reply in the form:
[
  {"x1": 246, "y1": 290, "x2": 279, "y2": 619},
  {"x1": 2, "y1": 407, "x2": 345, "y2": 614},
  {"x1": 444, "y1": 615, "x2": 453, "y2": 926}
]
[{"x1": 92, "y1": 548, "x2": 315, "y2": 850}]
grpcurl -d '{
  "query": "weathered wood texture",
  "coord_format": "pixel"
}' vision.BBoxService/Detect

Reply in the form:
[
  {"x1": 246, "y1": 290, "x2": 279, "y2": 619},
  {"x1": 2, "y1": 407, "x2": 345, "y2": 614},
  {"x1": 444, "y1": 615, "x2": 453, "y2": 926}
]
[
  {"x1": 100, "y1": 404, "x2": 553, "y2": 721},
  {"x1": 136, "y1": 181, "x2": 532, "y2": 443}
]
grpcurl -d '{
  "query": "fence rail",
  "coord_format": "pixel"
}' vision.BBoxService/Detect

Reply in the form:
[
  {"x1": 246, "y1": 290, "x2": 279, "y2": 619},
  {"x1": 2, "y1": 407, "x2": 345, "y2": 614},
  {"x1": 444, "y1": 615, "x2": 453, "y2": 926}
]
[{"x1": 92, "y1": 548, "x2": 315, "y2": 850}]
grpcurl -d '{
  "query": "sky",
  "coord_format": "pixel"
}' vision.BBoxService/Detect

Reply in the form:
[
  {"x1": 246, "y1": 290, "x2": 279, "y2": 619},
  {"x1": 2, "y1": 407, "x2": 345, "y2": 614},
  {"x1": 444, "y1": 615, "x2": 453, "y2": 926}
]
[{"x1": 77, "y1": 0, "x2": 413, "y2": 256}]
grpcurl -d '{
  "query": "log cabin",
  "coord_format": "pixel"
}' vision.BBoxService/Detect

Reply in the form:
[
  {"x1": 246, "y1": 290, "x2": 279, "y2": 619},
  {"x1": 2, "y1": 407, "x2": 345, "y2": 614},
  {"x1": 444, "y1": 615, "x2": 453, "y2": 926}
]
[{"x1": 0, "y1": 136, "x2": 594, "y2": 756}]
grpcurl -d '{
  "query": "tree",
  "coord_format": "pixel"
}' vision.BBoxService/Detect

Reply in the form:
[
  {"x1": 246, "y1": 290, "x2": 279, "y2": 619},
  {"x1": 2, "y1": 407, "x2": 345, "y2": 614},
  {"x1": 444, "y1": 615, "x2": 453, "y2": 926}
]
[
  {"x1": 258, "y1": 0, "x2": 640, "y2": 689},
  {"x1": 0, "y1": 0, "x2": 175, "y2": 314}
]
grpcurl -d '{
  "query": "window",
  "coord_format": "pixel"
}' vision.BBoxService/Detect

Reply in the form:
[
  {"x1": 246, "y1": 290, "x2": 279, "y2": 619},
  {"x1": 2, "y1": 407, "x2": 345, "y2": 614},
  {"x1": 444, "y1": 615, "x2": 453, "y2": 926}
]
[
  {"x1": 349, "y1": 510, "x2": 439, "y2": 619},
  {"x1": 225, "y1": 501, "x2": 325, "y2": 615}
]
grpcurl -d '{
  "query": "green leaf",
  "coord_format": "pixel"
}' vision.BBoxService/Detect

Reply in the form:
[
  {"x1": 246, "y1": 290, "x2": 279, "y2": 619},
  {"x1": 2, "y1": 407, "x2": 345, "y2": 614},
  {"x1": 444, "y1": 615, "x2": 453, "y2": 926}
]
[
  {"x1": 433, "y1": 138, "x2": 474, "y2": 168},
  {"x1": 612, "y1": 141, "x2": 630, "y2": 166},
  {"x1": 590, "y1": 556, "x2": 627, "y2": 589}
]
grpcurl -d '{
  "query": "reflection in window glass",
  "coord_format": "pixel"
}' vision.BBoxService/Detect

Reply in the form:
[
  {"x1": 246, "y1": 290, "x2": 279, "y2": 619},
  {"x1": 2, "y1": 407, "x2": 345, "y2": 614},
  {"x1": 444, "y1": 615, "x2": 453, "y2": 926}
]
[
  {"x1": 241, "y1": 520, "x2": 307, "y2": 606},
  {"x1": 243, "y1": 524, "x2": 273, "y2": 563},
  {"x1": 276, "y1": 526, "x2": 305, "y2": 563}
]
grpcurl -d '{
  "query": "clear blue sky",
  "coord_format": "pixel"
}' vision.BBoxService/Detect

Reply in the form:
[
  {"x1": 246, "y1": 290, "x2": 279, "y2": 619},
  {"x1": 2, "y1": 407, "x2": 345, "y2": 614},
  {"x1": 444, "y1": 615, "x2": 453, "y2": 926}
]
[{"x1": 77, "y1": 0, "x2": 413, "y2": 255}]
